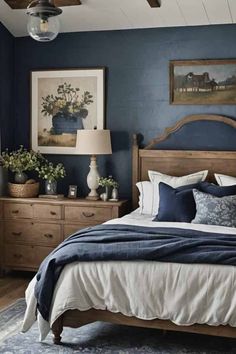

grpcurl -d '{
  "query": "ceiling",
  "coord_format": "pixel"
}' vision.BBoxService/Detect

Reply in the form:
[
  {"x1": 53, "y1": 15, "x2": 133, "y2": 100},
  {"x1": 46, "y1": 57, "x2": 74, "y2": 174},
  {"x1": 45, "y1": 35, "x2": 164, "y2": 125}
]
[{"x1": 0, "y1": 0, "x2": 236, "y2": 38}]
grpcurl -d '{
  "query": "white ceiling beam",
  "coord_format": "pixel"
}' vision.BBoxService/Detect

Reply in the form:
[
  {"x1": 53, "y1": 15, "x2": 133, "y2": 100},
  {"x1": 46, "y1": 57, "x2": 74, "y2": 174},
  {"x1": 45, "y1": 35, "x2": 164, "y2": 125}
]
[
  {"x1": 202, "y1": 0, "x2": 232, "y2": 24},
  {"x1": 228, "y1": 0, "x2": 236, "y2": 23},
  {"x1": 177, "y1": 0, "x2": 209, "y2": 25}
]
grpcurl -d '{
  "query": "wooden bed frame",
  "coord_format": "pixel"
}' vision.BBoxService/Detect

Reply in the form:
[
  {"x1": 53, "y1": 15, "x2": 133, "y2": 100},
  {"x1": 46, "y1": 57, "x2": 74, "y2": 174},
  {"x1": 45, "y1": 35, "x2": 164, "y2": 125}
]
[{"x1": 52, "y1": 114, "x2": 236, "y2": 344}]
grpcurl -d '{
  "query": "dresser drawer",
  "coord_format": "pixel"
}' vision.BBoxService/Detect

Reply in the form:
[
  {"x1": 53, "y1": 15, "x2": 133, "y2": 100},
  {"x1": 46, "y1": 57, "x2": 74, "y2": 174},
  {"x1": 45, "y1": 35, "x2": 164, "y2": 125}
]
[
  {"x1": 65, "y1": 206, "x2": 111, "y2": 222},
  {"x1": 63, "y1": 223, "x2": 99, "y2": 239},
  {"x1": 4, "y1": 203, "x2": 33, "y2": 219},
  {"x1": 4, "y1": 244, "x2": 54, "y2": 269},
  {"x1": 4, "y1": 222, "x2": 62, "y2": 246},
  {"x1": 33, "y1": 204, "x2": 62, "y2": 220}
]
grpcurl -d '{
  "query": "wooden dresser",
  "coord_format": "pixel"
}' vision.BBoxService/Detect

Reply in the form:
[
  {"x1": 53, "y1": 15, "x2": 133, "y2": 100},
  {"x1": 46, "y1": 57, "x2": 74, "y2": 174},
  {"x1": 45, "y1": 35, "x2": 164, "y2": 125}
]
[{"x1": 0, "y1": 197, "x2": 129, "y2": 273}]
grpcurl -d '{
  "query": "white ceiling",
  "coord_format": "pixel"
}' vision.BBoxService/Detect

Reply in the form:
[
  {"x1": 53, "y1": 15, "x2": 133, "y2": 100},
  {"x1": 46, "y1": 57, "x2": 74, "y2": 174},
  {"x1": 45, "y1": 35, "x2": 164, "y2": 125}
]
[{"x1": 0, "y1": 0, "x2": 236, "y2": 38}]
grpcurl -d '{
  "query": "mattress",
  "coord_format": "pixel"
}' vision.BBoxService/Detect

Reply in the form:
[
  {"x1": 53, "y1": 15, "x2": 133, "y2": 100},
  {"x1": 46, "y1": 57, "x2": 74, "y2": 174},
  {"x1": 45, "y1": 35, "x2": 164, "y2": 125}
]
[{"x1": 22, "y1": 210, "x2": 236, "y2": 340}]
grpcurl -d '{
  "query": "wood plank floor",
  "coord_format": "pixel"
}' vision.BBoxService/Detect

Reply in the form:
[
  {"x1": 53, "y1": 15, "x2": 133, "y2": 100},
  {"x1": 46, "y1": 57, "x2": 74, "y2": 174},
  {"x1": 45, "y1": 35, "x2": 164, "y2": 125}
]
[{"x1": 0, "y1": 271, "x2": 34, "y2": 310}]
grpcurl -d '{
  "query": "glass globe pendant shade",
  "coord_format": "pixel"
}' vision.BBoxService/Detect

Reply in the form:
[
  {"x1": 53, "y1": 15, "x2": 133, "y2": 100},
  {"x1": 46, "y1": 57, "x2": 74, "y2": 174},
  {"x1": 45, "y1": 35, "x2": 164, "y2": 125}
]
[
  {"x1": 27, "y1": 15, "x2": 60, "y2": 42},
  {"x1": 27, "y1": 0, "x2": 62, "y2": 42}
]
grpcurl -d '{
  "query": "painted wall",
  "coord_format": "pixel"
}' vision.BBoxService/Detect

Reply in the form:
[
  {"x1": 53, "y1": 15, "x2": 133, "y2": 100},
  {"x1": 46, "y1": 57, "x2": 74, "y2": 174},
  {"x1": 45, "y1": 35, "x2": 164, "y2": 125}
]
[
  {"x1": 0, "y1": 22, "x2": 14, "y2": 150},
  {"x1": 14, "y1": 24, "x2": 236, "y2": 198}
]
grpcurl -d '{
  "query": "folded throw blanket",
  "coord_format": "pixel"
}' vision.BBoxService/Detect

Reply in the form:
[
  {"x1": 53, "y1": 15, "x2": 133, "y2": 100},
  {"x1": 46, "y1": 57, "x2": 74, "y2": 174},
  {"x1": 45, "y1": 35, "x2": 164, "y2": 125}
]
[{"x1": 34, "y1": 224, "x2": 236, "y2": 321}]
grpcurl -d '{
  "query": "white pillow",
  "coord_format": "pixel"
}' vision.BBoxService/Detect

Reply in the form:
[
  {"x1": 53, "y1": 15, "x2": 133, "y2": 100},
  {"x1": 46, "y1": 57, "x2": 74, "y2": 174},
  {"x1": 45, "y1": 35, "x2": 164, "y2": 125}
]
[
  {"x1": 136, "y1": 170, "x2": 208, "y2": 215},
  {"x1": 136, "y1": 181, "x2": 155, "y2": 215},
  {"x1": 148, "y1": 170, "x2": 208, "y2": 186},
  {"x1": 215, "y1": 173, "x2": 236, "y2": 186}
]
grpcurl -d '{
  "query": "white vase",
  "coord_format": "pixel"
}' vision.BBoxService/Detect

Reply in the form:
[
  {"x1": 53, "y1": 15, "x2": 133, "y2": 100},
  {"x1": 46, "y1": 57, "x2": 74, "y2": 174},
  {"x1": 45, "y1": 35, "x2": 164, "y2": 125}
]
[{"x1": 111, "y1": 187, "x2": 118, "y2": 200}]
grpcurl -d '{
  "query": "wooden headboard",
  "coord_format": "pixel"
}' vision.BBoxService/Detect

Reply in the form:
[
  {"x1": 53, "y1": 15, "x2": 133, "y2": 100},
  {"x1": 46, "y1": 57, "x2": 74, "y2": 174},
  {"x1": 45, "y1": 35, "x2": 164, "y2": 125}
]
[{"x1": 132, "y1": 114, "x2": 236, "y2": 209}]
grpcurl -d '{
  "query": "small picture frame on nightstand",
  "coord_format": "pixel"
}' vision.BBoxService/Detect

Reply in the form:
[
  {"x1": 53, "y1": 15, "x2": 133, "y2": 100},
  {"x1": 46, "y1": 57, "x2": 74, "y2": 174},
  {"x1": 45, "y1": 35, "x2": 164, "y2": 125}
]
[{"x1": 68, "y1": 185, "x2": 78, "y2": 199}]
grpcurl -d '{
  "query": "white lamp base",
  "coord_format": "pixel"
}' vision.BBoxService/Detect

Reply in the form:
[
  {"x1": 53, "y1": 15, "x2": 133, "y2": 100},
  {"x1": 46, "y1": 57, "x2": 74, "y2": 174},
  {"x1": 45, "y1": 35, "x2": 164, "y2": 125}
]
[{"x1": 86, "y1": 155, "x2": 100, "y2": 200}]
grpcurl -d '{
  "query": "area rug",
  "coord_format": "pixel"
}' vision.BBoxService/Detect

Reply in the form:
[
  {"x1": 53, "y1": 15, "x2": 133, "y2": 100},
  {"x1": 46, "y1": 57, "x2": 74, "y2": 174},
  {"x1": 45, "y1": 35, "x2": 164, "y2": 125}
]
[{"x1": 0, "y1": 299, "x2": 235, "y2": 353}]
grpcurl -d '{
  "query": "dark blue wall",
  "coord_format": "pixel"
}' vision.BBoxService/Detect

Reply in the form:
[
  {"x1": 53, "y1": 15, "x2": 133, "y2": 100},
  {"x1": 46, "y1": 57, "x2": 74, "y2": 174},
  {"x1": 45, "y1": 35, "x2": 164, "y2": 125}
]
[
  {"x1": 14, "y1": 24, "x2": 236, "y2": 198},
  {"x1": 0, "y1": 22, "x2": 14, "y2": 150}
]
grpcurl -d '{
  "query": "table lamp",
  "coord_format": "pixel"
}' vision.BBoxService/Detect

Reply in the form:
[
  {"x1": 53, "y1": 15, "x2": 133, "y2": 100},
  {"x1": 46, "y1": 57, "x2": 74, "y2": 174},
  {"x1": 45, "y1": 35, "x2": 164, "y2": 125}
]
[{"x1": 76, "y1": 130, "x2": 112, "y2": 200}]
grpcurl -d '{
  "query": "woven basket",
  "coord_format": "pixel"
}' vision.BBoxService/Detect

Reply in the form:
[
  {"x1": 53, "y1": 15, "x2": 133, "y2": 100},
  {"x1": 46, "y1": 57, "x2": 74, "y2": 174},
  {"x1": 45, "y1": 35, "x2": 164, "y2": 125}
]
[{"x1": 8, "y1": 182, "x2": 40, "y2": 198}]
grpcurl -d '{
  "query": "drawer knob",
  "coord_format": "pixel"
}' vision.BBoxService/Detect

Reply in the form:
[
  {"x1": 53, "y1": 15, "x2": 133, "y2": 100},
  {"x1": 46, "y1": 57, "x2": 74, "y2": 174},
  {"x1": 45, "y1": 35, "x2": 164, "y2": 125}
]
[
  {"x1": 12, "y1": 232, "x2": 22, "y2": 236},
  {"x1": 82, "y1": 212, "x2": 95, "y2": 218},
  {"x1": 50, "y1": 211, "x2": 57, "y2": 215},
  {"x1": 14, "y1": 253, "x2": 22, "y2": 259},
  {"x1": 44, "y1": 233, "x2": 53, "y2": 238},
  {"x1": 12, "y1": 210, "x2": 19, "y2": 214}
]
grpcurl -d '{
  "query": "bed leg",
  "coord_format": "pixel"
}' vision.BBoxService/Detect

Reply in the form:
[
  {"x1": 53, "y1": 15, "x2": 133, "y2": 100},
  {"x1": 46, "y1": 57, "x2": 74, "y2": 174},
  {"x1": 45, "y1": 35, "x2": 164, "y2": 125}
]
[{"x1": 52, "y1": 317, "x2": 63, "y2": 345}]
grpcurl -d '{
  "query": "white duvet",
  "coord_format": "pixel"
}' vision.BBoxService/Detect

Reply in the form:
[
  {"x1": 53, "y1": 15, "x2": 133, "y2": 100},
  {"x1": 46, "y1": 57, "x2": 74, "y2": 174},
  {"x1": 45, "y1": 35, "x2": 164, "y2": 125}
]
[{"x1": 22, "y1": 210, "x2": 236, "y2": 341}]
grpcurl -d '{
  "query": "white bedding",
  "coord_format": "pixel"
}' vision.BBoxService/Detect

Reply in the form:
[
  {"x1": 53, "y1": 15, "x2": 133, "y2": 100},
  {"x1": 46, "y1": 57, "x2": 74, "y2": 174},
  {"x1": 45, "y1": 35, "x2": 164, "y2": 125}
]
[{"x1": 22, "y1": 210, "x2": 236, "y2": 340}]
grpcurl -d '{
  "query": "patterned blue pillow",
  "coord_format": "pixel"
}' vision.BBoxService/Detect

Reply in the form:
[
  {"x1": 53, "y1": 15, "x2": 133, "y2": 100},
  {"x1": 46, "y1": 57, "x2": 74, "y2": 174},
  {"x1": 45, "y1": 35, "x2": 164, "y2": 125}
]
[{"x1": 192, "y1": 189, "x2": 236, "y2": 227}]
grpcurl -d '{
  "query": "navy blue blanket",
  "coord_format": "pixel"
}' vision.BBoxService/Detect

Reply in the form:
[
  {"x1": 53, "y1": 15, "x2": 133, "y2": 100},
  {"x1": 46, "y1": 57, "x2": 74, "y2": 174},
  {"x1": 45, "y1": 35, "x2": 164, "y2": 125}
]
[{"x1": 35, "y1": 224, "x2": 236, "y2": 321}]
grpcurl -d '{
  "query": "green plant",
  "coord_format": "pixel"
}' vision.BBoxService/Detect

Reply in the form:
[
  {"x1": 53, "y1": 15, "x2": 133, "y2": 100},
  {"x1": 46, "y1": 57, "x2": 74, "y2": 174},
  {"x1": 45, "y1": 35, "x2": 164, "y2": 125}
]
[
  {"x1": 98, "y1": 177, "x2": 119, "y2": 188},
  {"x1": 41, "y1": 83, "x2": 93, "y2": 117},
  {"x1": 1, "y1": 146, "x2": 44, "y2": 174},
  {"x1": 36, "y1": 162, "x2": 66, "y2": 182}
]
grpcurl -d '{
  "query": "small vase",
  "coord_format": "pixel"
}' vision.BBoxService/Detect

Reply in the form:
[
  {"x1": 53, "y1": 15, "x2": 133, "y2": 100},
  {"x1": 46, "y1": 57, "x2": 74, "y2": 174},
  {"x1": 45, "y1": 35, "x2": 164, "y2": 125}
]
[
  {"x1": 105, "y1": 186, "x2": 110, "y2": 200},
  {"x1": 14, "y1": 172, "x2": 28, "y2": 184},
  {"x1": 111, "y1": 187, "x2": 119, "y2": 200},
  {"x1": 45, "y1": 180, "x2": 57, "y2": 195}
]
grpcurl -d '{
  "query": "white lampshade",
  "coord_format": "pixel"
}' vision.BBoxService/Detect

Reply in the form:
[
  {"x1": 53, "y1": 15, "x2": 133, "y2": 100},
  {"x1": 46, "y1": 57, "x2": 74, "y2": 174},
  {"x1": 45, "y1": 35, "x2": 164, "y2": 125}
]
[{"x1": 76, "y1": 130, "x2": 112, "y2": 155}]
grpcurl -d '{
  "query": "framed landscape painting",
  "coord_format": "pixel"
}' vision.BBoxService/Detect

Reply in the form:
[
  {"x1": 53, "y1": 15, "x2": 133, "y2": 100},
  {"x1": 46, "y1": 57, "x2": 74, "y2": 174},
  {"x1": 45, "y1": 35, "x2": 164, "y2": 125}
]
[
  {"x1": 170, "y1": 60, "x2": 236, "y2": 105},
  {"x1": 31, "y1": 68, "x2": 104, "y2": 154}
]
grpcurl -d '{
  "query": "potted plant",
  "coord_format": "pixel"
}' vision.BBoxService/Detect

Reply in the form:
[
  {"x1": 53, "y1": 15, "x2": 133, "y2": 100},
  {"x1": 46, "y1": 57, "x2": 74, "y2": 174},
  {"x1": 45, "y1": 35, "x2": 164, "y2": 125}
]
[
  {"x1": 36, "y1": 162, "x2": 66, "y2": 195},
  {"x1": 41, "y1": 82, "x2": 93, "y2": 135},
  {"x1": 1, "y1": 146, "x2": 44, "y2": 197},
  {"x1": 1, "y1": 146, "x2": 43, "y2": 183},
  {"x1": 110, "y1": 180, "x2": 119, "y2": 200},
  {"x1": 98, "y1": 176, "x2": 119, "y2": 201}
]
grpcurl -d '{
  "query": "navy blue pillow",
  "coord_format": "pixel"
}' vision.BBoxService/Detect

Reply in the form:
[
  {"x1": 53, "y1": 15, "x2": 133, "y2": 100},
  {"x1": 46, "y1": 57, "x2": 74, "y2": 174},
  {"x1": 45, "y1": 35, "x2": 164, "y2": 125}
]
[
  {"x1": 153, "y1": 182, "x2": 200, "y2": 223},
  {"x1": 199, "y1": 181, "x2": 236, "y2": 197}
]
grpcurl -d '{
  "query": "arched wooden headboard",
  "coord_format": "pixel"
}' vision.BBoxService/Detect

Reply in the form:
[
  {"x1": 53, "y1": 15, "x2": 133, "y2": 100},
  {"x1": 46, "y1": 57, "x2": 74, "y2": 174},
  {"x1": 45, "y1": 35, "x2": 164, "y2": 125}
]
[{"x1": 132, "y1": 114, "x2": 236, "y2": 209}]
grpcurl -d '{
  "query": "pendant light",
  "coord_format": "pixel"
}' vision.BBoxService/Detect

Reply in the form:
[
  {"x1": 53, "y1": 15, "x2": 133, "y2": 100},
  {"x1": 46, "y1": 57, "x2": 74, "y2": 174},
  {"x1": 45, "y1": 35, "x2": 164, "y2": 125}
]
[{"x1": 27, "y1": 0, "x2": 62, "y2": 42}]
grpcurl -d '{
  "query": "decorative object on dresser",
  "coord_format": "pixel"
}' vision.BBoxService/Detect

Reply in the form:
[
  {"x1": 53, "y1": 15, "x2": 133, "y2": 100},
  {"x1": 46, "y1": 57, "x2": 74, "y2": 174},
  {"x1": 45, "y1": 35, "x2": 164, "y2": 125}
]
[
  {"x1": 0, "y1": 197, "x2": 129, "y2": 273},
  {"x1": 68, "y1": 185, "x2": 78, "y2": 198},
  {"x1": 76, "y1": 130, "x2": 112, "y2": 200},
  {"x1": 31, "y1": 68, "x2": 105, "y2": 155},
  {"x1": 1, "y1": 146, "x2": 43, "y2": 198},
  {"x1": 36, "y1": 161, "x2": 66, "y2": 195},
  {"x1": 99, "y1": 176, "x2": 119, "y2": 201},
  {"x1": 1, "y1": 146, "x2": 42, "y2": 184}
]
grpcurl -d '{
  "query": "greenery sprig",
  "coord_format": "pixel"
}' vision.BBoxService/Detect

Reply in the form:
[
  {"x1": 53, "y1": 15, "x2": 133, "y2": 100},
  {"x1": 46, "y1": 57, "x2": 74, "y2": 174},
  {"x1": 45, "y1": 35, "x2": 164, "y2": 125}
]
[
  {"x1": 36, "y1": 162, "x2": 66, "y2": 182},
  {"x1": 98, "y1": 177, "x2": 119, "y2": 188},
  {"x1": 1, "y1": 146, "x2": 44, "y2": 174}
]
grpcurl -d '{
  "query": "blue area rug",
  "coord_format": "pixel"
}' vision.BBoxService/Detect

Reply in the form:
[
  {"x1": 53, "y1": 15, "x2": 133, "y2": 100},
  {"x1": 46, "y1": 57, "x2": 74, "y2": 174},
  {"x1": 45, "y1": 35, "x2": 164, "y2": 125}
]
[{"x1": 0, "y1": 299, "x2": 236, "y2": 353}]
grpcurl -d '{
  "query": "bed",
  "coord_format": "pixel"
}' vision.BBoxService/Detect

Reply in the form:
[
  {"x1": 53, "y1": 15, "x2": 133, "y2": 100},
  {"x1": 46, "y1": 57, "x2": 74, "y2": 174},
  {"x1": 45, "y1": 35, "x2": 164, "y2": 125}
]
[{"x1": 22, "y1": 114, "x2": 236, "y2": 344}]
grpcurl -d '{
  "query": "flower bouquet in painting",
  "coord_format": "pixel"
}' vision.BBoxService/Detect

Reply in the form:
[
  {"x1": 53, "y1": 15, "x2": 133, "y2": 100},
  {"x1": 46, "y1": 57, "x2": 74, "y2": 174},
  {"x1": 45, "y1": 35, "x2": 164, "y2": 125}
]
[{"x1": 39, "y1": 82, "x2": 93, "y2": 147}]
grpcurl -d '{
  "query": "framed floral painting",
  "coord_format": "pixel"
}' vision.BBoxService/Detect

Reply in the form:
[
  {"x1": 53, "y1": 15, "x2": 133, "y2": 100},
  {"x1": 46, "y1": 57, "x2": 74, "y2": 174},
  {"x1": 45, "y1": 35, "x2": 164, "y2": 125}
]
[{"x1": 31, "y1": 68, "x2": 105, "y2": 154}]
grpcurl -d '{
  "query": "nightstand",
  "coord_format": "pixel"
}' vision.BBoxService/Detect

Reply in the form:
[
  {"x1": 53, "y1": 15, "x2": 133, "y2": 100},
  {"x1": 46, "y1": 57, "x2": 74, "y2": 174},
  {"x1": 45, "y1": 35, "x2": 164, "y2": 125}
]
[{"x1": 0, "y1": 197, "x2": 129, "y2": 273}]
